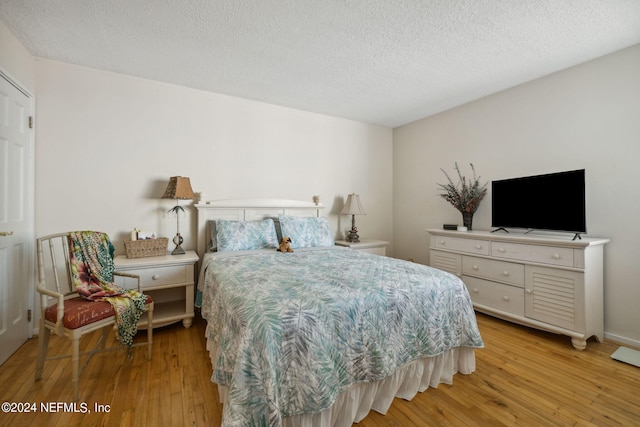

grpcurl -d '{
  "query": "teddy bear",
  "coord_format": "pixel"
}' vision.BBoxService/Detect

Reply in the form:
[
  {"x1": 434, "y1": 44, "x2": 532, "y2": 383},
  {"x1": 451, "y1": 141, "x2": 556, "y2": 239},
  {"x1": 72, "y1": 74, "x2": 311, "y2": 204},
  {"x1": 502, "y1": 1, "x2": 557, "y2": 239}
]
[{"x1": 277, "y1": 236, "x2": 293, "y2": 252}]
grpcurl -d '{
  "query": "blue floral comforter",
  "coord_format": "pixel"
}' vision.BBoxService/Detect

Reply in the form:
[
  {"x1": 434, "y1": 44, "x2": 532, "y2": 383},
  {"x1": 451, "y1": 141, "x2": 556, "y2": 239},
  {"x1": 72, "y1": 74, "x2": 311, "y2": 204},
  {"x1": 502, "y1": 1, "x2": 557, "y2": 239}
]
[{"x1": 200, "y1": 247, "x2": 483, "y2": 427}]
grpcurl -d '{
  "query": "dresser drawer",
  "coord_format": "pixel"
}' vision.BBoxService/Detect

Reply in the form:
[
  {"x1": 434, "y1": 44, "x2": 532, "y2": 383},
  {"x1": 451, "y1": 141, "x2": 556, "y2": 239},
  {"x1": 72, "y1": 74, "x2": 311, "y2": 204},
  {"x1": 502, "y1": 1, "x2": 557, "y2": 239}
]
[
  {"x1": 491, "y1": 242, "x2": 574, "y2": 267},
  {"x1": 463, "y1": 276, "x2": 524, "y2": 316},
  {"x1": 124, "y1": 264, "x2": 194, "y2": 290},
  {"x1": 431, "y1": 235, "x2": 490, "y2": 256},
  {"x1": 462, "y1": 256, "x2": 524, "y2": 287}
]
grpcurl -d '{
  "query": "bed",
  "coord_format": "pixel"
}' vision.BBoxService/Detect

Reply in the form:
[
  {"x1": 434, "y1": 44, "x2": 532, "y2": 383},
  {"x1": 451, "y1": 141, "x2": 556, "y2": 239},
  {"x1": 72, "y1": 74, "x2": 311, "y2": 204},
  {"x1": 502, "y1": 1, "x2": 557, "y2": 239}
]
[{"x1": 195, "y1": 199, "x2": 483, "y2": 427}]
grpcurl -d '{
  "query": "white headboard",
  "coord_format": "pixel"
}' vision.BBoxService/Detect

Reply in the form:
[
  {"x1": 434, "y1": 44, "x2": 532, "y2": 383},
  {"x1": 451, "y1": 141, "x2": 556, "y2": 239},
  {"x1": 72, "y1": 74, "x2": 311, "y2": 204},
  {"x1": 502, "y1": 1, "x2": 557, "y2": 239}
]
[{"x1": 195, "y1": 199, "x2": 325, "y2": 258}]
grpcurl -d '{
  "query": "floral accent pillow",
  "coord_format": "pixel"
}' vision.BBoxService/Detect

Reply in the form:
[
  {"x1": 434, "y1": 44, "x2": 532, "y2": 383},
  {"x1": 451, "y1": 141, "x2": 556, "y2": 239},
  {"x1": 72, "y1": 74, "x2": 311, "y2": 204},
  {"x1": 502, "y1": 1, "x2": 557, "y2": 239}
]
[
  {"x1": 216, "y1": 219, "x2": 279, "y2": 252},
  {"x1": 278, "y1": 215, "x2": 334, "y2": 249}
]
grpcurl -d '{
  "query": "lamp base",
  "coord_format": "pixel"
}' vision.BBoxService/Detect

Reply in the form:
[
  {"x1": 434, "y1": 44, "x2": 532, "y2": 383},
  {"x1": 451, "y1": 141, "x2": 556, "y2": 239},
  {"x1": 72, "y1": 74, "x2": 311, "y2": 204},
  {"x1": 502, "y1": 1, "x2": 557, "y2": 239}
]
[
  {"x1": 345, "y1": 228, "x2": 360, "y2": 243},
  {"x1": 171, "y1": 233, "x2": 185, "y2": 255}
]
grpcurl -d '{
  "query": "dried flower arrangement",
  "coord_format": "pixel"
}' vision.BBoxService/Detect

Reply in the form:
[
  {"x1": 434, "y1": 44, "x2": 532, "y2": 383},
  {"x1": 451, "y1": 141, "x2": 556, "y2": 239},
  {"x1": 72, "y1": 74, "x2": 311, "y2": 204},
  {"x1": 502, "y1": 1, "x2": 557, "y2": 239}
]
[{"x1": 437, "y1": 162, "x2": 488, "y2": 229}]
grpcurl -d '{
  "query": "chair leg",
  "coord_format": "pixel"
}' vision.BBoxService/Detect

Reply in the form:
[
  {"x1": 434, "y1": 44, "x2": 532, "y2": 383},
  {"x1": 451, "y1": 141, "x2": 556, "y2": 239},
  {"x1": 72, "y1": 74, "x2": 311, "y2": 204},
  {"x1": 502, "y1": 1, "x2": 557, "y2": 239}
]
[
  {"x1": 35, "y1": 321, "x2": 50, "y2": 381},
  {"x1": 72, "y1": 336, "x2": 80, "y2": 402},
  {"x1": 146, "y1": 303, "x2": 154, "y2": 360}
]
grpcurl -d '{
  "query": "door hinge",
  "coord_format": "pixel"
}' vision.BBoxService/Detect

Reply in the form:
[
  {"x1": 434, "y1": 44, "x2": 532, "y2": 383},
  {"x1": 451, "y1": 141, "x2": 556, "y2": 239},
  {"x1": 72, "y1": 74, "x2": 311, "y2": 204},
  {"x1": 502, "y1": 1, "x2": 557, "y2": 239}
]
[
  {"x1": 28, "y1": 309, "x2": 31, "y2": 322},
  {"x1": 29, "y1": 116, "x2": 33, "y2": 129}
]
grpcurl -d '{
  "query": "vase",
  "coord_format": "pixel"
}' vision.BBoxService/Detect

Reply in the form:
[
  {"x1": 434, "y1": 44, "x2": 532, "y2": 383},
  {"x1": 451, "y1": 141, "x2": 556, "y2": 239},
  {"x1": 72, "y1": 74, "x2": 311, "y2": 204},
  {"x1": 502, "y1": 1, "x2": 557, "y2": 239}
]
[{"x1": 462, "y1": 212, "x2": 473, "y2": 230}]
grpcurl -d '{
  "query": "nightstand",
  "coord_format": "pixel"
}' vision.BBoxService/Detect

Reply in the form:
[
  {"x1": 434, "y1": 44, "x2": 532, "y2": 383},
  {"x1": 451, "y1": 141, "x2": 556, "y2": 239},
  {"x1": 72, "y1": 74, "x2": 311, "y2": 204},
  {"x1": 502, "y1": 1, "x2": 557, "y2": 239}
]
[
  {"x1": 335, "y1": 239, "x2": 389, "y2": 256},
  {"x1": 114, "y1": 250, "x2": 198, "y2": 328}
]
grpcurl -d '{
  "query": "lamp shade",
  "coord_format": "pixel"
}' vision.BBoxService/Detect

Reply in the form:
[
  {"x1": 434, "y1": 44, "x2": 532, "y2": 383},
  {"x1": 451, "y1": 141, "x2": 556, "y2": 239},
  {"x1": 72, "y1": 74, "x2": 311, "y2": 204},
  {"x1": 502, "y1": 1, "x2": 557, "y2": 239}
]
[
  {"x1": 162, "y1": 176, "x2": 195, "y2": 200},
  {"x1": 341, "y1": 193, "x2": 365, "y2": 215}
]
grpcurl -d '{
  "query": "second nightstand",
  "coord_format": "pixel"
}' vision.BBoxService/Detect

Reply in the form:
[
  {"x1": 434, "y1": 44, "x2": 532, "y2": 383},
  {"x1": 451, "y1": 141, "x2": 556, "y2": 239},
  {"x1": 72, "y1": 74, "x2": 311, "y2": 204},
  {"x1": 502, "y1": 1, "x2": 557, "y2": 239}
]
[
  {"x1": 335, "y1": 239, "x2": 389, "y2": 256},
  {"x1": 114, "y1": 250, "x2": 198, "y2": 328}
]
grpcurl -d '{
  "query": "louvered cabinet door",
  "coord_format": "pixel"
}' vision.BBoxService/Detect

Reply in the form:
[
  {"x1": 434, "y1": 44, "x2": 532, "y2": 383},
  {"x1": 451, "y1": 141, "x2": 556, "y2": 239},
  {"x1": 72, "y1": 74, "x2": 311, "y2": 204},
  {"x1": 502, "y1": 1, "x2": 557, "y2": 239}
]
[
  {"x1": 524, "y1": 266, "x2": 585, "y2": 332},
  {"x1": 429, "y1": 250, "x2": 461, "y2": 276}
]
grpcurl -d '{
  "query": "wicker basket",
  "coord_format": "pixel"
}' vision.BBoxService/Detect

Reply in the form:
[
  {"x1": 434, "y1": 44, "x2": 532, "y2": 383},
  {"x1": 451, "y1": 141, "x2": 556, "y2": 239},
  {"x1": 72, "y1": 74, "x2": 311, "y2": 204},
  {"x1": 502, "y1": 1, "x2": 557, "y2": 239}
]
[{"x1": 124, "y1": 238, "x2": 169, "y2": 258}]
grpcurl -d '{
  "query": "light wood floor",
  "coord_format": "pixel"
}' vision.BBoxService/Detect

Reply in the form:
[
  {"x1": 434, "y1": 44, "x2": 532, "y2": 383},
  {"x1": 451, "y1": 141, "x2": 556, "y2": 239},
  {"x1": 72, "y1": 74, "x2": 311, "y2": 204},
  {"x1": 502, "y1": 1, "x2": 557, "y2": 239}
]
[{"x1": 1, "y1": 312, "x2": 638, "y2": 427}]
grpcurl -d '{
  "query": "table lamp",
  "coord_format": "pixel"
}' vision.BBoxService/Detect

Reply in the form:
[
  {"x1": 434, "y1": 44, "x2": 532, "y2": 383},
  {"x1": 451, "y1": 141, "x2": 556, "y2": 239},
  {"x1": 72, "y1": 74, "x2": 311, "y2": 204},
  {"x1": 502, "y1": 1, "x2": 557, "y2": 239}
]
[
  {"x1": 341, "y1": 193, "x2": 365, "y2": 242},
  {"x1": 162, "y1": 176, "x2": 195, "y2": 255}
]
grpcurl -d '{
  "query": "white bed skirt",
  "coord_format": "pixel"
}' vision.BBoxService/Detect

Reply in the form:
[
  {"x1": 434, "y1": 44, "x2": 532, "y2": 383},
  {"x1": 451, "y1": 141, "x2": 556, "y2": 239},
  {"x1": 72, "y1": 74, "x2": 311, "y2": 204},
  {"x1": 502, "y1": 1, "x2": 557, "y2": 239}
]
[{"x1": 207, "y1": 331, "x2": 476, "y2": 427}]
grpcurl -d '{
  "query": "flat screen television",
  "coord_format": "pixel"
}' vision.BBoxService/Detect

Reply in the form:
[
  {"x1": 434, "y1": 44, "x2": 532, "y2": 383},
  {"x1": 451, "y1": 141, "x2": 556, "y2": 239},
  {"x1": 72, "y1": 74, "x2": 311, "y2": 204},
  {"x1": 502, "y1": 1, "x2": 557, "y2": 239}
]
[{"x1": 491, "y1": 169, "x2": 586, "y2": 237}]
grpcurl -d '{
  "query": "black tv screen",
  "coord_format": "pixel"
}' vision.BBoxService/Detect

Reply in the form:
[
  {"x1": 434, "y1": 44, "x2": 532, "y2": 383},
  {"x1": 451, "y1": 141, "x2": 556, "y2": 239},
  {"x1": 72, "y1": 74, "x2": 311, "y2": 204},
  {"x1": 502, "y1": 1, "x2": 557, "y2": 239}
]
[{"x1": 491, "y1": 169, "x2": 586, "y2": 234}]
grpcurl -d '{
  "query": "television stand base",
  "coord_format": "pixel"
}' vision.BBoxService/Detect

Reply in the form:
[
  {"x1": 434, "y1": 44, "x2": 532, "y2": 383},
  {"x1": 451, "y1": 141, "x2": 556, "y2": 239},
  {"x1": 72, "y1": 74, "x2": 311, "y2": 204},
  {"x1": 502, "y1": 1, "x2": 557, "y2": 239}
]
[
  {"x1": 573, "y1": 233, "x2": 583, "y2": 241},
  {"x1": 491, "y1": 227, "x2": 509, "y2": 233}
]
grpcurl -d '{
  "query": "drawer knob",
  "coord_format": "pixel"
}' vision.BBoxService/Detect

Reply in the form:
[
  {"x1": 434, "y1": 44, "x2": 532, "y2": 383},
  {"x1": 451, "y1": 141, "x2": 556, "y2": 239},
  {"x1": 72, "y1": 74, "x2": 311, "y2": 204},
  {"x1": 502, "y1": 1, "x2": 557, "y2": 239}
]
[
  {"x1": 475, "y1": 244, "x2": 482, "y2": 250},
  {"x1": 472, "y1": 288, "x2": 479, "y2": 293},
  {"x1": 552, "y1": 253, "x2": 561, "y2": 259},
  {"x1": 473, "y1": 265, "x2": 479, "y2": 270},
  {"x1": 152, "y1": 274, "x2": 160, "y2": 280},
  {"x1": 502, "y1": 270, "x2": 509, "y2": 276},
  {"x1": 439, "y1": 240, "x2": 446, "y2": 245},
  {"x1": 498, "y1": 247, "x2": 506, "y2": 253},
  {"x1": 526, "y1": 289, "x2": 532, "y2": 294},
  {"x1": 503, "y1": 296, "x2": 510, "y2": 301}
]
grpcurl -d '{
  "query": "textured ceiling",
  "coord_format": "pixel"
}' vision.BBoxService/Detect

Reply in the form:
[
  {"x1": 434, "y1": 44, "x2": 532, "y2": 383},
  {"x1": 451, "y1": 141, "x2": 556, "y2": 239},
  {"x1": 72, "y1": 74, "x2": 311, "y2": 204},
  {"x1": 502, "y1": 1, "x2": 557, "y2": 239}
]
[{"x1": 1, "y1": 0, "x2": 639, "y2": 127}]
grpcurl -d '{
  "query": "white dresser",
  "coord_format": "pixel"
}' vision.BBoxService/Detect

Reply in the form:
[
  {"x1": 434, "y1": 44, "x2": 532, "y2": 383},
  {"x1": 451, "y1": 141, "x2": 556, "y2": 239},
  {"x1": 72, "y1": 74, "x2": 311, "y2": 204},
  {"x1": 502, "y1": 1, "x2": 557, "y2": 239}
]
[{"x1": 427, "y1": 229, "x2": 609, "y2": 350}]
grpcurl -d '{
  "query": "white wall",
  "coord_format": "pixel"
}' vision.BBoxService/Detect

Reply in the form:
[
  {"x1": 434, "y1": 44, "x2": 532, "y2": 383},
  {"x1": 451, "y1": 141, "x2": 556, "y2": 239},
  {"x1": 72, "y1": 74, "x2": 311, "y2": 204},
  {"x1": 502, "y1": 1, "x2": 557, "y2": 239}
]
[
  {"x1": 0, "y1": 20, "x2": 34, "y2": 91},
  {"x1": 393, "y1": 44, "x2": 640, "y2": 346},
  {"x1": 33, "y1": 59, "x2": 393, "y2": 255}
]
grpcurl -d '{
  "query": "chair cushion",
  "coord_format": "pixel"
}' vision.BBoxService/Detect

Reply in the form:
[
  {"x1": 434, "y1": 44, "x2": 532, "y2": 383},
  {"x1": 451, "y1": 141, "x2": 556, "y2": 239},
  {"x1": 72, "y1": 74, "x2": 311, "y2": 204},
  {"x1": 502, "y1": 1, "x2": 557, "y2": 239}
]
[{"x1": 44, "y1": 295, "x2": 153, "y2": 330}]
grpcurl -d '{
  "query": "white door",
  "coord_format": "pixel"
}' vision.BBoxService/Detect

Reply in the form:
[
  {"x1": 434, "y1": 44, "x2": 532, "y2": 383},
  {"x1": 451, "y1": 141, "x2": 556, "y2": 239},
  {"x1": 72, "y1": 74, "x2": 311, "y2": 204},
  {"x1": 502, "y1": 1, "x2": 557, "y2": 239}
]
[{"x1": 0, "y1": 73, "x2": 34, "y2": 365}]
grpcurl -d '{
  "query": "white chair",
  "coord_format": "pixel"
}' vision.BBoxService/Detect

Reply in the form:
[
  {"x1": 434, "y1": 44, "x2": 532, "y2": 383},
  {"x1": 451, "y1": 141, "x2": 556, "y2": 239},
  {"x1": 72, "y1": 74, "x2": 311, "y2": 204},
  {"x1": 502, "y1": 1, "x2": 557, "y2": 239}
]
[{"x1": 34, "y1": 232, "x2": 153, "y2": 401}]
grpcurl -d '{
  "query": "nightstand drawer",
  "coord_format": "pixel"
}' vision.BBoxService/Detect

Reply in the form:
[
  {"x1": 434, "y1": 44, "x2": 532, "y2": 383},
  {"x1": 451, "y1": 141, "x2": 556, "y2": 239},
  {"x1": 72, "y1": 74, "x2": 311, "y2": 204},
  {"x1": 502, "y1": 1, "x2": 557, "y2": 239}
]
[
  {"x1": 491, "y1": 242, "x2": 574, "y2": 267},
  {"x1": 334, "y1": 240, "x2": 389, "y2": 256},
  {"x1": 132, "y1": 264, "x2": 193, "y2": 289},
  {"x1": 431, "y1": 235, "x2": 490, "y2": 256},
  {"x1": 358, "y1": 247, "x2": 386, "y2": 256},
  {"x1": 462, "y1": 256, "x2": 524, "y2": 287}
]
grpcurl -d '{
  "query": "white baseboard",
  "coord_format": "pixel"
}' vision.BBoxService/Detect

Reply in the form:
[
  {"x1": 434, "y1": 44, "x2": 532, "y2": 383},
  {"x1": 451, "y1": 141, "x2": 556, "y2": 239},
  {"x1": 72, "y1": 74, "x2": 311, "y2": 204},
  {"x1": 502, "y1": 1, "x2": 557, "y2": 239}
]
[{"x1": 604, "y1": 332, "x2": 640, "y2": 349}]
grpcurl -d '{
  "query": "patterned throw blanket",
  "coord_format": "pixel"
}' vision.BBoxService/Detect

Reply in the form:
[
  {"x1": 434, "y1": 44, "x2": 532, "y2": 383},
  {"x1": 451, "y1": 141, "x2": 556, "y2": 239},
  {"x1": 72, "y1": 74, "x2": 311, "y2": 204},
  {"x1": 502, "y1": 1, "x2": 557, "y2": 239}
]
[{"x1": 68, "y1": 231, "x2": 147, "y2": 353}]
